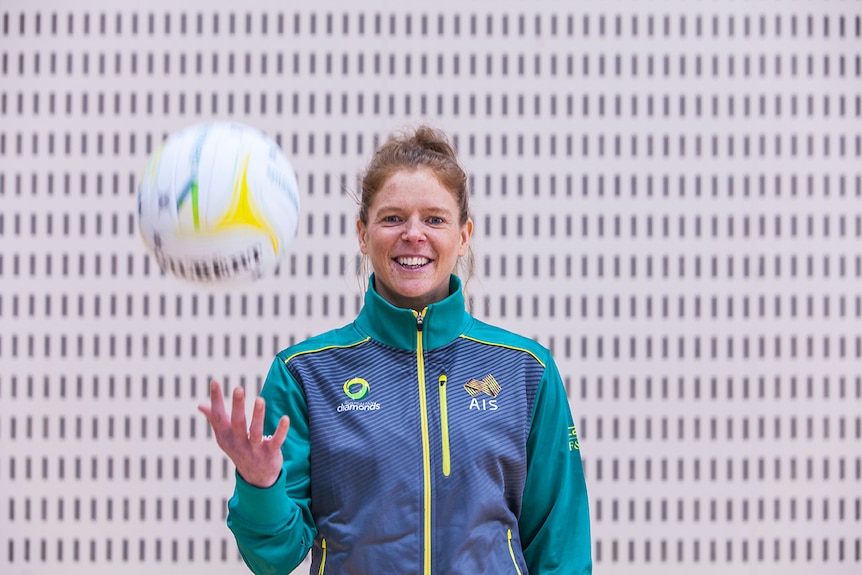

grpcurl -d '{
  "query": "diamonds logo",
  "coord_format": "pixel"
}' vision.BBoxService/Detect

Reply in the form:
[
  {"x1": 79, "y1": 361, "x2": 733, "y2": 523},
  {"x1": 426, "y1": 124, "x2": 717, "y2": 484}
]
[{"x1": 343, "y1": 378, "x2": 370, "y2": 400}]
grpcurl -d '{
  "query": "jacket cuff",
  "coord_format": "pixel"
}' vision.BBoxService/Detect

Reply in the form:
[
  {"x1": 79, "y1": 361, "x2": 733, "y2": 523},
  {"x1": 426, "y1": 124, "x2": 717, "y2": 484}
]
[{"x1": 232, "y1": 470, "x2": 293, "y2": 529}]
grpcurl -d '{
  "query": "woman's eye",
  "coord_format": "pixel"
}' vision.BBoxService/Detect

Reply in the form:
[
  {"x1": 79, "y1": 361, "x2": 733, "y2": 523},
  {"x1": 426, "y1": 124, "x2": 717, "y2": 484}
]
[
  {"x1": 382, "y1": 215, "x2": 401, "y2": 223},
  {"x1": 428, "y1": 217, "x2": 444, "y2": 225}
]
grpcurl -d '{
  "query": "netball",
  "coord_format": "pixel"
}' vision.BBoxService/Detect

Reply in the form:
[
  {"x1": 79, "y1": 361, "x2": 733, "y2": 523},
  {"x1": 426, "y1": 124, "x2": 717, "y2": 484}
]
[{"x1": 136, "y1": 121, "x2": 300, "y2": 283}]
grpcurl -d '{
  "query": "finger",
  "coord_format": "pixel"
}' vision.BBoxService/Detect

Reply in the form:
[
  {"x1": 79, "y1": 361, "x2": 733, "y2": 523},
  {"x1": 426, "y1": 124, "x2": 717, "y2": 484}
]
[
  {"x1": 247, "y1": 396, "x2": 266, "y2": 444},
  {"x1": 229, "y1": 386, "x2": 249, "y2": 437},
  {"x1": 198, "y1": 380, "x2": 225, "y2": 422},
  {"x1": 271, "y1": 415, "x2": 291, "y2": 448}
]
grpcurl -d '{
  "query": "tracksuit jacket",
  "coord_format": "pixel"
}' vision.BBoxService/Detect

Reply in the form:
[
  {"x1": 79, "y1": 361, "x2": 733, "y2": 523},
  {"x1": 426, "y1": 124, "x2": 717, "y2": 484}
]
[{"x1": 226, "y1": 275, "x2": 591, "y2": 574}]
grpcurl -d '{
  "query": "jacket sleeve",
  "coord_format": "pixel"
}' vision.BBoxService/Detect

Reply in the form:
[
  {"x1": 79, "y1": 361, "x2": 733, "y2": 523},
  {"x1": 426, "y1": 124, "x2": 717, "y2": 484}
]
[
  {"x1": 225, "y1": 356, "x2": 317, "y2": 575},
  {"x1": 519, "y1": 356, "x2": 592, "y2": 574}
]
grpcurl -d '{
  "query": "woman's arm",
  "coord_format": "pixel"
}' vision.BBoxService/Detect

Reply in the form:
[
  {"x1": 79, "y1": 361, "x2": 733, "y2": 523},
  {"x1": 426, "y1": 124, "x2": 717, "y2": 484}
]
[
  {"x1": 519, "y1": 357, "x2": 592, "y2": 574},
  {"x1": 201, "y1": 358, "x2": 317, "y2": 574}
]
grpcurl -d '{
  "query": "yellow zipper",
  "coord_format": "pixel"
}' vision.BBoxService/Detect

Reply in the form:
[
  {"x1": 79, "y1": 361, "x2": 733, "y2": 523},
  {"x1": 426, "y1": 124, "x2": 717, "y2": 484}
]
[
  {"x1": 317, "y1": 538, "x2": 326, "y2": 575},
  {"x1": 438, "y1": 374, "x2": 451, "y2": 477},
  {"x1": 508, "y1": 529, "x2": 523, "y2": 575},
  {"x1": 415, "y1": 309, "x2": 432, "y2": 575}
]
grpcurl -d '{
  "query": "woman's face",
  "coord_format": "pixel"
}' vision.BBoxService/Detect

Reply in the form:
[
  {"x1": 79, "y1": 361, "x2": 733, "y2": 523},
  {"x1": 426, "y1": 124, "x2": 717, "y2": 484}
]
[{"x1": 357, "y1": 168, "x2": 473, "y2": 311}]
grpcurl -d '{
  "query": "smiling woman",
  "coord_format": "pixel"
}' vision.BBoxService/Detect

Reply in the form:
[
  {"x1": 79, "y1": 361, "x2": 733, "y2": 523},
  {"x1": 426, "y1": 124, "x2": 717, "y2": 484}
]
[
  {"x1": 199, "y1": 125, "x2": 592, "y2": 575},
  {"x1": 356, "y1": 125, "x2": 476, "y2": 307},
  {"x1": 357, "y1": 165, "x2": 473, "y2": 310}
]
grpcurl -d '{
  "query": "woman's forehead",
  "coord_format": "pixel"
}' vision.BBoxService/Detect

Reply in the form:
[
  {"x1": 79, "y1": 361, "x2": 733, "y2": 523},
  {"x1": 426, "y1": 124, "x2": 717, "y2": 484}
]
[{"x1": 372, "y1": 170, "x2": 458, "y2": 209}]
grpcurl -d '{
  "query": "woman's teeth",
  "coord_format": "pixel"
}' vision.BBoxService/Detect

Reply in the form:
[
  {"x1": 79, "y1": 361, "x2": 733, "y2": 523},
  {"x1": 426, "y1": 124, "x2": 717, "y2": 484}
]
[{"x1": 397, "y1": 257, "x2": 429, "y2": 268}]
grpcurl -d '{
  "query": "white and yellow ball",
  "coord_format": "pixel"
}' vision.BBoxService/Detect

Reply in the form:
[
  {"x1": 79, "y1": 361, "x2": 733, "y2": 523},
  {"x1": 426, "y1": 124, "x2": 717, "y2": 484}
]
[{"x1": 137, "y1": 121, "x2": 300, "y2": 283}]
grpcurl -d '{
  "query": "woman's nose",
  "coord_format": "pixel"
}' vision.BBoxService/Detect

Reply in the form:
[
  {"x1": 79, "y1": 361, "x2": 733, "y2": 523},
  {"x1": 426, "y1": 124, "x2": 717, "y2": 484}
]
[{"x1": 402, "y1": 218, "x2": 425, "y2": 241}]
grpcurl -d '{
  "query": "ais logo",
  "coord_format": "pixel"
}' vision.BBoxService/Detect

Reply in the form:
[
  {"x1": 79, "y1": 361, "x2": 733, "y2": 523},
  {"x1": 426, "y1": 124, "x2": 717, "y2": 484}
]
[{"x1": 465, "y1": 374, "x2": 500, "y2": 411}]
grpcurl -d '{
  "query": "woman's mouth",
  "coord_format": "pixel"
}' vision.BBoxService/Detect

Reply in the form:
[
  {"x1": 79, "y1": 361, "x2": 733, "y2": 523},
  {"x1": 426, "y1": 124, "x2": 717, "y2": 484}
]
[{"x1": 395, "y1": 256, "x2": 431, "y2": 270}]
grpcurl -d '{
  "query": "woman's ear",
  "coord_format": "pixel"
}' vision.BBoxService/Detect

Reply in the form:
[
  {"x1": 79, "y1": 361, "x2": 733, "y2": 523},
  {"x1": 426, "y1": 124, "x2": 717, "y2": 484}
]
[
  {"x1": 356, "y1": 219, "x2": 368, "y2": 254},
  {"x1": 458, "y1": 218, "x2": 474, "y2": 256}
]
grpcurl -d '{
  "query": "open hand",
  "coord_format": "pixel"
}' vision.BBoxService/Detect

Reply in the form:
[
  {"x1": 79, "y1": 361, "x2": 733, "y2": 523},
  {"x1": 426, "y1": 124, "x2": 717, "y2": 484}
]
[{"x1": 198, "y1": 380, "x2": 290, "y2": 488}]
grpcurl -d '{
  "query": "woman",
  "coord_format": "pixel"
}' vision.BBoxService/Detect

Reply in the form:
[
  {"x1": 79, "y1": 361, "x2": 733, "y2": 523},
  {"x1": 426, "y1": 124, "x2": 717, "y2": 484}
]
[{"x1": 199, "y1": 125, "x2": 592, "y2": 574}]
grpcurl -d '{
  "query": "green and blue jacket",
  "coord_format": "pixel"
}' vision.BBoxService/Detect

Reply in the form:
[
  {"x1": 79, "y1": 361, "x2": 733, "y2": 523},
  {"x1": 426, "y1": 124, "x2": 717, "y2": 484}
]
[{"x1": 227, "y1": 275, "x2": 591, "y2": 574}]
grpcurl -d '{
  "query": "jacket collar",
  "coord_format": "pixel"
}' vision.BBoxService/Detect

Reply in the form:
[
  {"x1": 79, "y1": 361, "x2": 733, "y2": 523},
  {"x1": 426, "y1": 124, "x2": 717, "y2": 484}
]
[{"x1": 354, "y1": 274, "x2": 472, "y2": 351}]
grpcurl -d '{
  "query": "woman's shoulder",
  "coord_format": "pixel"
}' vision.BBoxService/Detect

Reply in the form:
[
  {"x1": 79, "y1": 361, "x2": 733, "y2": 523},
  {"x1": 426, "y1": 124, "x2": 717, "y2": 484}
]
[
  {"x1": 462, "y1": 317, "x2": 553, "y2": 366},
  {"x1": 276, "y1": 322, "x2": 368, "y2": 365}
]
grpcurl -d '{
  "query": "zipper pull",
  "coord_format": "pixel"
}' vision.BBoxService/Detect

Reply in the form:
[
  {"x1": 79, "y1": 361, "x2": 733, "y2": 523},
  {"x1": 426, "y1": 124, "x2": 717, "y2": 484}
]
[{"x1": 416, "y1": 311, "x2": 424, "y2": 332}]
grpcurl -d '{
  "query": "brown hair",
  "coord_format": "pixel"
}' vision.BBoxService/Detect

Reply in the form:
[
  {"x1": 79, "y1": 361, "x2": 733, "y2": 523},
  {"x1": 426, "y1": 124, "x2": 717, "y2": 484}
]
[{"x1": 357, "y1": 125, "x2": 476, "y2": 297}]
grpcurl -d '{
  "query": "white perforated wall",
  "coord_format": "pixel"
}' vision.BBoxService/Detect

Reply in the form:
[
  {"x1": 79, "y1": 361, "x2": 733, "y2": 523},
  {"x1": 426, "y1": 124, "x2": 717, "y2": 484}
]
[{"x1": 1, "y1": 1, "x2": 860, "y2": 574}]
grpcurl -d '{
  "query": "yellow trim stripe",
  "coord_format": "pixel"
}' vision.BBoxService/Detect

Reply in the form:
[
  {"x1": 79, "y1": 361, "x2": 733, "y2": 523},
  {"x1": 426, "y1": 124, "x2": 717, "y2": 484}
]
[
  {"x1": 458, "y1": 335, "x2": 546, "y2": 368},
  {"x1": 507, "y1": 529, "x2": 523, "y2": 575},
  {"x1": 283, "y1": 337, "x2": 371, "y2": 364},
  {"x1": 415, "y1": 309, "x2": 432, "y2": 575},
  {"x1": 438, "y1": 374, "x2": 451, "y2": 477},
  {"x1": 317, "y1": 538, "x2": 326, "y2": 575}
]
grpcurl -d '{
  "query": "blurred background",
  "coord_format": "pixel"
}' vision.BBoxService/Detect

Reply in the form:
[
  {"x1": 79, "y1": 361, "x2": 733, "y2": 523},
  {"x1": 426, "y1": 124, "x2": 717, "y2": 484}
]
[{"x1": 1, "y1": 1, "x2": 859, "y2": 574}]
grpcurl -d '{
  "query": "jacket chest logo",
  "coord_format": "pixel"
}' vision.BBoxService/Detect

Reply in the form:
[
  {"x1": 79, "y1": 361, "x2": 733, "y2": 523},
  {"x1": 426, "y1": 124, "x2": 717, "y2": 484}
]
[
  {"x1": 343, "y1": 377, "x2": 370, "y2": 400},
  {"x1": 464, "y1": 374, "x2": 500, "y2": 411},
  {"x1": 337, "y1": 377, "x2": 381, "y2": 413}
]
